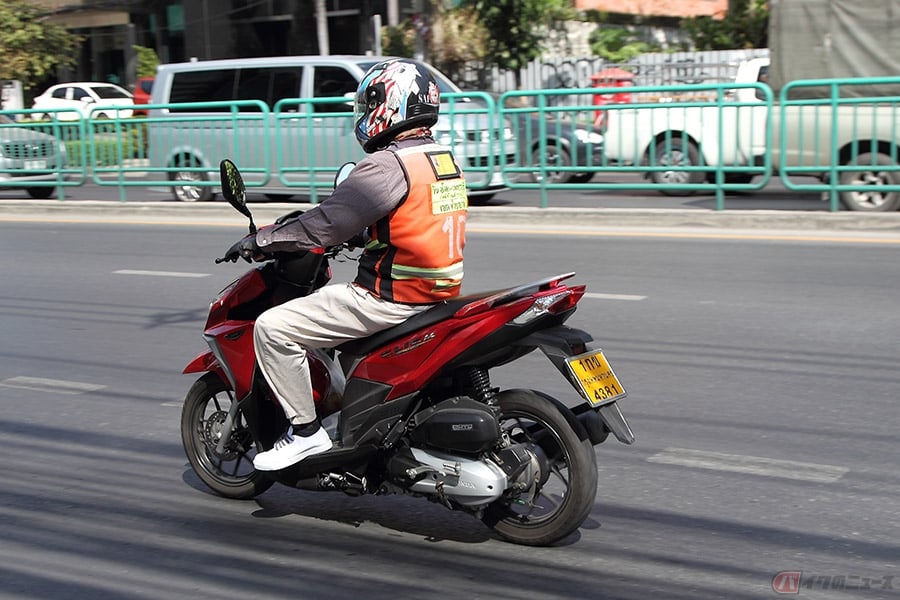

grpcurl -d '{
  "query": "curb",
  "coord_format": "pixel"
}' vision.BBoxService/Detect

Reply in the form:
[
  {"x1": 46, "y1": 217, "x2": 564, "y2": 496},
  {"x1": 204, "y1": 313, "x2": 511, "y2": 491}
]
[{"x1": 2, "y1": 200, "x2": 900, "y2": 235}]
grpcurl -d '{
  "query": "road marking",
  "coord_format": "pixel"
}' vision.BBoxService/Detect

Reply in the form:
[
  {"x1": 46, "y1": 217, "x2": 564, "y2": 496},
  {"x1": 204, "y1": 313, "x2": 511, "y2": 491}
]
[
  {"x1": 114, "y1": 269, "x2": 210, "y2": 278},
  {"x1": 647, "y1": 447, "x2": 848, "y2": 483},
  {"x1": 0, "y1": 376, "x2": 106, "y2": 395},
  {"x1": 584, "y1": 292, "x2": 646, "y2": 301}
]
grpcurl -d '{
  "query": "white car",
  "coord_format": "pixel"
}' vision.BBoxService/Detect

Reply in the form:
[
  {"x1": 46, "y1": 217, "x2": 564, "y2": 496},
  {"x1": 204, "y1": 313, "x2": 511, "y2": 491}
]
[
  {"x1": 0, "y1": 115, "x2": 68, "y2": 198},
  {"x1": 32, "y1": 82, "x2": 135, "y2": 121}
]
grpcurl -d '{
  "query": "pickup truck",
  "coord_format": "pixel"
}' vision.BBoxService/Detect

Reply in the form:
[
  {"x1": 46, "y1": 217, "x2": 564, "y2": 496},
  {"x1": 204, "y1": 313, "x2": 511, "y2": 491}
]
[{"x1": 600, "y1": 57, "x2": 900, "y2": 211}]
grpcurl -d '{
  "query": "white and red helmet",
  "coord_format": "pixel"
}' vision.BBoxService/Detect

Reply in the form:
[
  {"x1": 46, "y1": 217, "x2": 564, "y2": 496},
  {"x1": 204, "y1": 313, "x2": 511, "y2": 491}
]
[{"x1": 354, "y1": 59, "x2": 440, "y2": 153}]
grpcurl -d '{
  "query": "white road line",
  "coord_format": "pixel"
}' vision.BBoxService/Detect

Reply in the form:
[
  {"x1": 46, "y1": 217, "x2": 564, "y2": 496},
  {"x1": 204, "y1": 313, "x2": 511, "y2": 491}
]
[
  {"x1": 584, "y1": 292, "x2": 647, "y2": 301},
  {"x1": 647, "y1": 447, "x2": 848, "y2": 483},
  {"x1": 114, "y1": 269, "x2": 210, "y2": 278},
  {"x1": 0, "y1": 376, "x2": 106, "y2": 395}
]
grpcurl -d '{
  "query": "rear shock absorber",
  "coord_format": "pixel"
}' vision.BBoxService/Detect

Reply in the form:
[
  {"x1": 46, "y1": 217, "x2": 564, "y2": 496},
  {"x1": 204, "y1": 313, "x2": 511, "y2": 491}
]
[{"x1": 467, "y1": 367, "x2": 497, "y2": 405}]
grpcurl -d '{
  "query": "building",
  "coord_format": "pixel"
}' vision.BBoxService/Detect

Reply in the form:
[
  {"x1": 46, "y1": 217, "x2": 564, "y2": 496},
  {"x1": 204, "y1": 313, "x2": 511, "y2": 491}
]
[
  {"x1": 29, "y1": 0, "x2": 420, "y2": 89},
  {"x1": 574, "y1": 0, "x2": 728, "y2": 19}
]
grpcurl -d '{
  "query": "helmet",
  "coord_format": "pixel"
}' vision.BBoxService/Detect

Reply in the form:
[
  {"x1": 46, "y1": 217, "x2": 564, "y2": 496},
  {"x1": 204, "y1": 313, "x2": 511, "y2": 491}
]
[{"x1": 354, "y1": 59, "x2": 440, "y2": 153}]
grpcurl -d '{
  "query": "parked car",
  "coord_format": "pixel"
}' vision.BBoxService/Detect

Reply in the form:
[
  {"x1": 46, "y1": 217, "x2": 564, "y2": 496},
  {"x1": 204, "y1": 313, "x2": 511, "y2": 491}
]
[
  {"x1": 132, "y1": 77, "x2": 153, "y2": 115},
  {"x1": 512, "y1": 114, "x2": 603, "y2": 184},
  {"x1": 0, "y1": 114, "x2": 68, "y2": 198},
  {"x1": 31, "y1": 82, "x2": 134, "y2": 121},
  {"x1": 148, "y1": 55, "x2": 515, "y2": 202}
]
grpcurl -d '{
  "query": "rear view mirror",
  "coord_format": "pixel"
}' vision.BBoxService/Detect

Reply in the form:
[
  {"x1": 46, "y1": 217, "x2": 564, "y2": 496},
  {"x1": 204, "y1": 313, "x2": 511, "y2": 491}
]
[{"x1": 220, "y1": 159, "x2": 256, "y2": 233}]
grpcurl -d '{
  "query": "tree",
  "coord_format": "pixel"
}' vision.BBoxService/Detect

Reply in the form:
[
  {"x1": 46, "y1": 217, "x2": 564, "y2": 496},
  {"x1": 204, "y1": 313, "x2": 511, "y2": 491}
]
[
  {"x1": 0, "y1": 0, "x2": 82, "y2": 91},
  {"x1": 682, "y1": 0, "x2": 768, "y2": 50},
  {"x1": 463, "y1": 0, "x2": 573, "y2": 88},
  {"x1": 590, "y1": 28, "x2": 660, "y2": 63}
]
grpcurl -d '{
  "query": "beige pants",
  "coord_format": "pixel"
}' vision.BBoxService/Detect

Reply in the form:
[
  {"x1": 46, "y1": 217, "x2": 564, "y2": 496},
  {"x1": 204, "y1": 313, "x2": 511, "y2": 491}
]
[{"x1": 253, "y1": 283, "x2": 428, "y2": 425}]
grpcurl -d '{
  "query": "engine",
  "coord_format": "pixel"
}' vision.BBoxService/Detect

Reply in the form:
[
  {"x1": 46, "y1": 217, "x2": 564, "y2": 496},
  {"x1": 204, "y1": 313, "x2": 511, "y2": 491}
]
[{"x1": 384, "y1": 397, "x2": 538, "y2": 507}]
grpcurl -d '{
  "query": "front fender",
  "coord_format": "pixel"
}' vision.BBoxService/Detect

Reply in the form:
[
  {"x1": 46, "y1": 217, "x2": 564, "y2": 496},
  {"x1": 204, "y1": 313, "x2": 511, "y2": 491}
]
[{"x1": 183, "y1": 350, "x2": 220, "y2": 374}]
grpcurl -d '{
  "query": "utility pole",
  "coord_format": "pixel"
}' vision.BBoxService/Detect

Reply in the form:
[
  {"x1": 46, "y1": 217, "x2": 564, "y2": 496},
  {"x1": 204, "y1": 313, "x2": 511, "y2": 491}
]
[{"x1": 316, "y1": 0, "x2": 330, "y2": 55}]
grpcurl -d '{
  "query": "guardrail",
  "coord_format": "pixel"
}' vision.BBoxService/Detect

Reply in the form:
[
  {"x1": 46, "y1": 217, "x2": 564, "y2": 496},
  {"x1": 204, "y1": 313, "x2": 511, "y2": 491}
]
[
  {"x1": 499, "y1": 83, "x2": 773, "y2": 209},
  {"x1": 3, "y1": 79, "x2": 900, "y2": 212}
]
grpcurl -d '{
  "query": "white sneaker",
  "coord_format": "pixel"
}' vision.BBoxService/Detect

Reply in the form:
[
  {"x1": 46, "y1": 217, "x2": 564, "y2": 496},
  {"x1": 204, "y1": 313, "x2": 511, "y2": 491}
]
[{"x1": 253, "y1": 427, "x2": 332, "y2": 471}]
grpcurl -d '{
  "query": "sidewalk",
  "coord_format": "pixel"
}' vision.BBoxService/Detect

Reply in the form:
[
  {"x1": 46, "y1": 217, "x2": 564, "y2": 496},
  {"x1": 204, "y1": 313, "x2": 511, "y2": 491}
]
[{"x1": 3, "y1": 199, "x2": 900, "y2": 238}]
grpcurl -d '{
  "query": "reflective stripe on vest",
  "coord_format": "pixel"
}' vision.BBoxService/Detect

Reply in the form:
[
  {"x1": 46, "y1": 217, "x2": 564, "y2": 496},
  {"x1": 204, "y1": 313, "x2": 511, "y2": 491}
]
[{"x1": 355, "y1": 143, "x2": 467, "y2": 303}]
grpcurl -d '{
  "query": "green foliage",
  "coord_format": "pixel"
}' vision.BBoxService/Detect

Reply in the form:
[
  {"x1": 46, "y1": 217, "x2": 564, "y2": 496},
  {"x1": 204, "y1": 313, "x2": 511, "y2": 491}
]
[
  {"x1": 0, "y1": 0, "x2": 82, "y2": 91},
  {"x1": 462, "y1": 0, "x2": 572, "y2": 87},
  {"x1": 590, "y1": 28, "x2": 659, "y2": 63},
  {"x1": 682, "y1": 0, "x2": 768, "y2": 50},
  {"x1": 381, "y1": 23, "x2": 416, "y2": 58},
  {"x1": 133, "y1": 46, "x2": 160, "y2": 79},
  {"x1": 428, "y1": 5, "x2": 489, "y2": 83}
]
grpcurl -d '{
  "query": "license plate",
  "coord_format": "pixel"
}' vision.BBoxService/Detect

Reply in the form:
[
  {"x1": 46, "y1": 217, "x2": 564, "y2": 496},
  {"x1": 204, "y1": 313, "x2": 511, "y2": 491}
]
[
  {"x1": 567, "y1": 349, "x2": 627, "y2": 406},
  {"x1": 24, "y1": 160, "x2": 47, "y2": 170}
]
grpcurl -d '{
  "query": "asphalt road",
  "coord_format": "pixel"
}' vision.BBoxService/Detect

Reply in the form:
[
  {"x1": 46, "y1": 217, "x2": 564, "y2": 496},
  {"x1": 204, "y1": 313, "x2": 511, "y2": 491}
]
[{"x1": 1, "y1": 216, "x2": 899, "y2": 600}]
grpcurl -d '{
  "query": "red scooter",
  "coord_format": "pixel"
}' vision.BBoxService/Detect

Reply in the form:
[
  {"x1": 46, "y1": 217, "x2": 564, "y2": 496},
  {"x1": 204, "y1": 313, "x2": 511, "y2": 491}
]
[{"x1": 181, "y1": 160, "x2": 634, "y2": 546}]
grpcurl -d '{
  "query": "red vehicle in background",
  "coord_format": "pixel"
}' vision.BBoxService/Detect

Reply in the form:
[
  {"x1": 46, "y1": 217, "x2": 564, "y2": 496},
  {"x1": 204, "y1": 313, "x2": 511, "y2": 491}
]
[{"x1": 133, "y1": 77, "x2": 153, "y2": 115}]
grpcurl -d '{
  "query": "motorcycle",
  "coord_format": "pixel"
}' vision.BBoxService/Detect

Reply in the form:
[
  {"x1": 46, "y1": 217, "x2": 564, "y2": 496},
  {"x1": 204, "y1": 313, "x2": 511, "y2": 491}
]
[{"x1": 181, "y1": 159, "x2": 635, "y2": 546}]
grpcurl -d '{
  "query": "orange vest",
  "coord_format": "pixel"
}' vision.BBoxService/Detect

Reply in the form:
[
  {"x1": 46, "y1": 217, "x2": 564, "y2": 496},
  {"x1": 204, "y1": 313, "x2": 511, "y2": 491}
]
[{"x1": 355, "y1": 144, "x2": 467, "y2": 303}]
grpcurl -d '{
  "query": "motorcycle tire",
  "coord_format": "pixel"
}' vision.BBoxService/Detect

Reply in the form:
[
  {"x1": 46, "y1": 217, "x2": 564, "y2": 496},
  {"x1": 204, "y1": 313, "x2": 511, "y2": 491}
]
[
  {"x1": 181, "y1": 372, "x2": 274, "y2": 499},
  {"x1": 483, "y1": 389, "x2": 598, "y2": 546}
]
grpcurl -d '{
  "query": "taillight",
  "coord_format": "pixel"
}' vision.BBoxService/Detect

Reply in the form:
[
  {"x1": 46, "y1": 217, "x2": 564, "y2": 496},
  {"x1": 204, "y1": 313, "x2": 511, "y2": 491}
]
[{"x1": 512, "y1": 286, "x2": 585, "y2": 325}]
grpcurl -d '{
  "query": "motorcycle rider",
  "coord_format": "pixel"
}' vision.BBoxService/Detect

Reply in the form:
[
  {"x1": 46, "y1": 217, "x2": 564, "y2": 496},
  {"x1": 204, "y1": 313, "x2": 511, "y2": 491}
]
[{"x1": 238, "y1": 59, "x2": 469, "y2": 471}]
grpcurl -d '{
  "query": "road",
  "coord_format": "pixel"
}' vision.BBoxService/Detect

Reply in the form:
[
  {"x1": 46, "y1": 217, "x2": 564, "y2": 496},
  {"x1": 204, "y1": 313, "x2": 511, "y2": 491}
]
[{"x1": 1, "y1": 218, "x2": 899, "y2": 599}]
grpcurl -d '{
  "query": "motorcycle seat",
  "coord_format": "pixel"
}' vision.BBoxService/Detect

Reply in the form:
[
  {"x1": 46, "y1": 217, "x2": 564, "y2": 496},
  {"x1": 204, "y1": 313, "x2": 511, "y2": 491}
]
[{"x1": 335, "y1": 291, "x2": 494, "y2": 356}]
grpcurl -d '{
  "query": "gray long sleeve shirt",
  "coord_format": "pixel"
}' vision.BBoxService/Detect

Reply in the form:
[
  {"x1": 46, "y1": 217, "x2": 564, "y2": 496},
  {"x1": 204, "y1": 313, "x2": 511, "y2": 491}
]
[{"x1": 255, "y1": 137, "x2": 436, "y2": 252}]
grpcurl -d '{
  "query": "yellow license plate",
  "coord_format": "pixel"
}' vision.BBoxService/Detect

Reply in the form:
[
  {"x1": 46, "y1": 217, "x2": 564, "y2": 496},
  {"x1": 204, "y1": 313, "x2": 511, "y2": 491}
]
[{"x1": 567, "y1": 349, "x2": 627, "y2": 406}]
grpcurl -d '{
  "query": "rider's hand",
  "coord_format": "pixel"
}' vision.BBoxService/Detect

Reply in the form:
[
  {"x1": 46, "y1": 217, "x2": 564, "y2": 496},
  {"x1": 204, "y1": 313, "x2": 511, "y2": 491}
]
[{"x1": 224, "y1": 233, "x2": 261, "y2": 263}]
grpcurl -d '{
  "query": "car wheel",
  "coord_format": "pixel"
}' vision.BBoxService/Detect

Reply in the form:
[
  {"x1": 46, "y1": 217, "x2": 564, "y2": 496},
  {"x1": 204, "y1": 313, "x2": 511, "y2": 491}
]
[
  {"x1": 838, "y1": 152, "x2": 900, "y2": 212},
  {"x1": 530, "y1": 143, "x2": 574, "y2": 184},
  {"x1": 568, "y1": 172, "x2": 594, "y2": 184},
  {"x1": 648, "y1": 137, "x2": 704, "y2": 196},
  {"x1": 26, "y1": 187, "x2": 56, "y2": 199},
  {"x1": 168, "y1": 157, "x2": 214, "y2": 202}
]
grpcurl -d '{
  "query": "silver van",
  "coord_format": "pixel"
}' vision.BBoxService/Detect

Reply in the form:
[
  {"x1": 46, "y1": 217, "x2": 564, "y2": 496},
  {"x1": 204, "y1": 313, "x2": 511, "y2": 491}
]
[{"x1": 147, "y1": 55, "x2": 514, "y2": 202}]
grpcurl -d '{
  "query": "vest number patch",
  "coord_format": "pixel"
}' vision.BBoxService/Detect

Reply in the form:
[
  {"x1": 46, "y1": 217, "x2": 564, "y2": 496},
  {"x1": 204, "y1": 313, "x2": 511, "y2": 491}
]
[{"x1": 430, "y1": 179, "x2": 468, "y2": 215}]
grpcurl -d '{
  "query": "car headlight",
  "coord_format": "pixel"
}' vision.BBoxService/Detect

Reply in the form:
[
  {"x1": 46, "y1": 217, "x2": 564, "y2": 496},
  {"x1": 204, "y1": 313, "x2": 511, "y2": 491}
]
[{"x1": 574, "y1": 128, "x2": 604, "y2": 145}]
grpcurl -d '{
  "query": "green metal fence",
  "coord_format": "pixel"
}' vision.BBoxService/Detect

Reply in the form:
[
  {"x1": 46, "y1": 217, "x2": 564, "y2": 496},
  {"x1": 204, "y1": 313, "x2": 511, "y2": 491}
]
[{"x1": 3, "y1": 78, "x2": 900, "y2": 212}]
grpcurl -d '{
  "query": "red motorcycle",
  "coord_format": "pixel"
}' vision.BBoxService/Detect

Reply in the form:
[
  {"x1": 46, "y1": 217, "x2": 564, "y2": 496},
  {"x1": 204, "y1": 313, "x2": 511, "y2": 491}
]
[{"x1": 181, "y1": 160, "x2": 635, "y2": 546}]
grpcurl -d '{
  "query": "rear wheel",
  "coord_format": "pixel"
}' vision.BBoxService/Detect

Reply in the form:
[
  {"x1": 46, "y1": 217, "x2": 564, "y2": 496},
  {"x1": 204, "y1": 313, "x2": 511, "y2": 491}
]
[
  {"x1": 839, "y1": 152, "x2": 900, "y2": 211},
  {"x1": 483, "y1": 389, "x2": 598, "y2": 546},
  {"x1": 26, "y1": 187, "x2": 56, "y2": 199},
  {"x1": 648, "y1": 137, "x2": 704, "y2": 196},
  {"x1": 169, "y1": 155, "x2": 214, "y2": 202},
  {"x1": 181, "y1": 372, "x2": 273, "y2": 499}
]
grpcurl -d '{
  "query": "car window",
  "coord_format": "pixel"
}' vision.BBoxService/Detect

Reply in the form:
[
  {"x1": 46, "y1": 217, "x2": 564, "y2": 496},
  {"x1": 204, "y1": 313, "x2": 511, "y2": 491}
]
[
  {"x1": 169, "y1": 69, "x2": 237, "y2": 110},
  {"x1": 236, "y1": 67, "x2": 302, "y2": 110},
  {"x1": 312, "y1": 66, "x2": 358, "y2": 113},
  {"x1": 92, "y1": 85, "x2": 131, "y2": 99},
  {"x1": 51, "y1": 87, "x2": 68, "y2": 100},
  {"x1": 139, "y1": 79, "x2": 153, "y2": 94},
  {"x1": 72, "y1": 87, "x2": 90, "y2": 100}
]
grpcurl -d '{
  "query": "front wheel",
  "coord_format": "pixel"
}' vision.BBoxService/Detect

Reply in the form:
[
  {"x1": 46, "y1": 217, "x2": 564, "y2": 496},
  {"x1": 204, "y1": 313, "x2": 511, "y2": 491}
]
[
  {"x1": 483, "y1": 390, "x2": 598, "y2": 546},
  {"x1": 181, "y1": 372, "x2": 273, "y2": 499}
]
